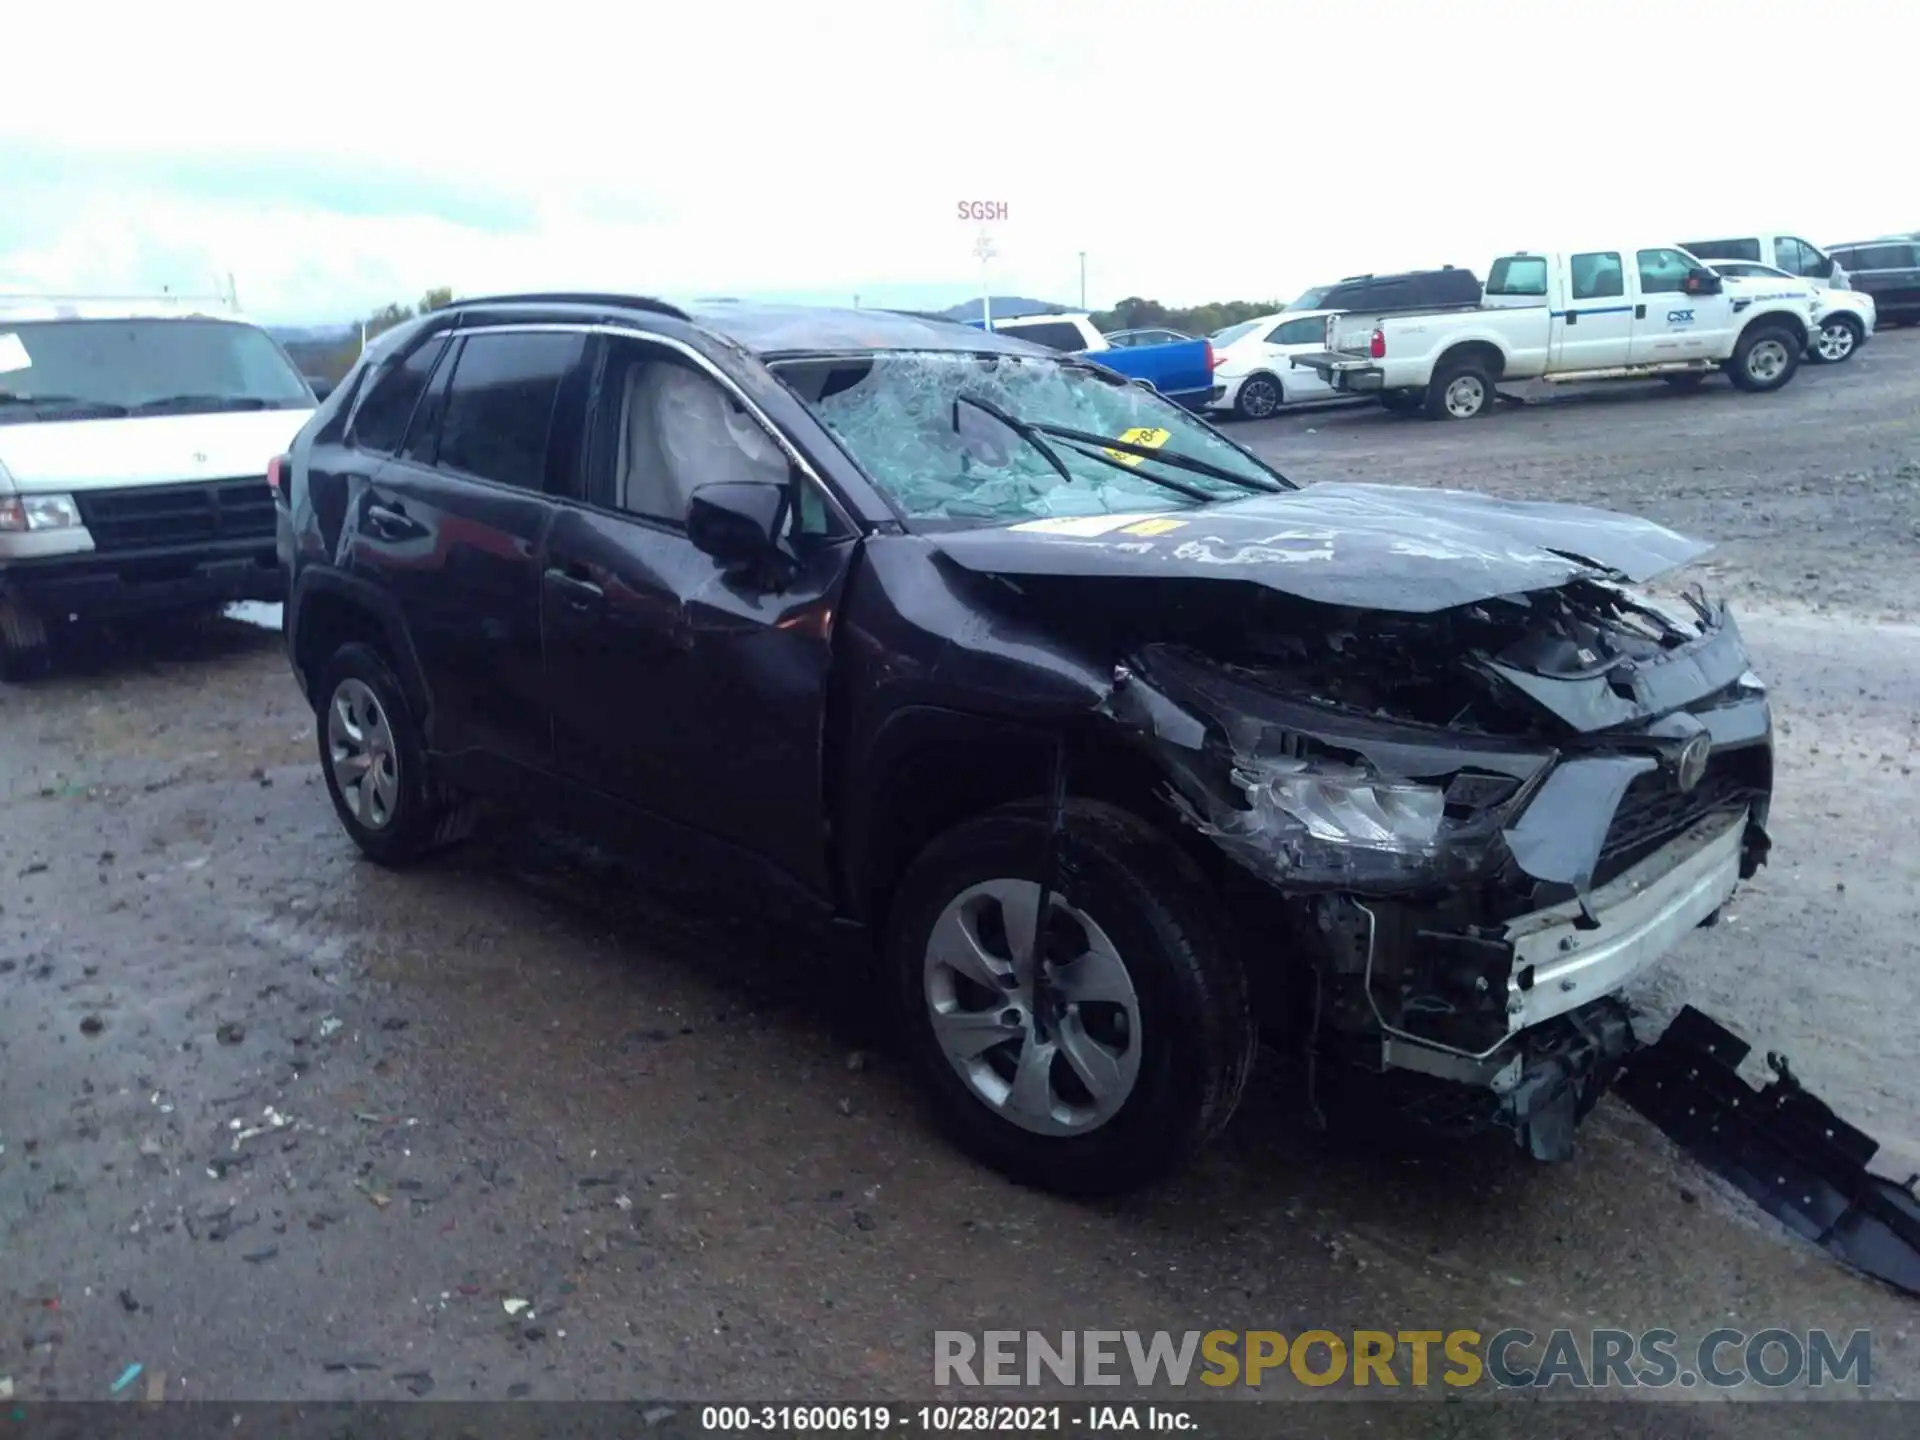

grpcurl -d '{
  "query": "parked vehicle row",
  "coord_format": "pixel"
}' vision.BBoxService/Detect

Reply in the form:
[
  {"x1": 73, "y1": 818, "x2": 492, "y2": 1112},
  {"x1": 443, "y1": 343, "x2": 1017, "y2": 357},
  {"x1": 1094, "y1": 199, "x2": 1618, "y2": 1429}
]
[
  {"x1": 965, "y1": 311, "x2": 1221, "y2": 411},
  {"x1": 1290, "y1": 242, "x2": 1830, "y2": 420}
]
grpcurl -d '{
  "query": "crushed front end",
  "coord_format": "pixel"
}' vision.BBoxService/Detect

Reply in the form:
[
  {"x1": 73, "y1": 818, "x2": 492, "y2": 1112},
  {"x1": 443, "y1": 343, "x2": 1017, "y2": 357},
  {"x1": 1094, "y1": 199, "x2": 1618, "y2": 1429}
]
[{"x1": 1107, "y1": 580, "x2": 1774, "y2": 1159}]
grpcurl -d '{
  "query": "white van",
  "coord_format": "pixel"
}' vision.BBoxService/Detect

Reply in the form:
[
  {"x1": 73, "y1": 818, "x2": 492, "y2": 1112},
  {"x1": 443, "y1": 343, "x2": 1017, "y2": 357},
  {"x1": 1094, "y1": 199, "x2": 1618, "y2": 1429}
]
[
  {"x1": 1676, "y1": 232, "x2": 1849, "y2": 290},
  {"x1": 0, "y1": 295, "x2": 316, "y2": 677}
]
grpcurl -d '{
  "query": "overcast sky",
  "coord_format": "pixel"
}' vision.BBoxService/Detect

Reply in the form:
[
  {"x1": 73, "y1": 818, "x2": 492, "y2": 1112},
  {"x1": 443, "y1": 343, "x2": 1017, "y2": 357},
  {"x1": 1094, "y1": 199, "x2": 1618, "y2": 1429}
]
[{"x1": 2, "y1": 0, "x2": 1904, "y2": 325}]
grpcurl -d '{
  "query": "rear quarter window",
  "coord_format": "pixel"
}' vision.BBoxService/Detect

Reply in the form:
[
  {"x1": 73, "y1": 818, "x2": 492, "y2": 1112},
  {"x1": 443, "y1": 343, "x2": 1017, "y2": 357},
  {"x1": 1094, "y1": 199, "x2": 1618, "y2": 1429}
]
[
  {"x1": 1486, "y1": 256, "x2": 1549, "y2": 297},
  {"x1": 1681, "y1": 237, "x2": 1762, "y2": 262}
]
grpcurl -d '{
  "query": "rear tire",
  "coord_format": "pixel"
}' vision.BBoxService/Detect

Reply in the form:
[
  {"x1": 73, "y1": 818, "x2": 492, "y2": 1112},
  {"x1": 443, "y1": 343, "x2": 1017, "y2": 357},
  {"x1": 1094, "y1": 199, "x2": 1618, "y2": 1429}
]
[
  {"x1": 1423, "y1": 357, "x2": 1496, "y2": 419},
  {"x1": 1811, "y1": 314, "x2": 1862, "y2": 363},
  {"x1": 315, "y1": 642, "x2": 471, "y2": 866},
  {"x1": 887, "y1": 799, "x2": 1255, "y2": 1196},
  {"x1": 1724, "y1": 324, "x2": 1801, "y2": 392},
  {"x1": 1233, "y1": 373, "x2": 1283, "y2": 420}
]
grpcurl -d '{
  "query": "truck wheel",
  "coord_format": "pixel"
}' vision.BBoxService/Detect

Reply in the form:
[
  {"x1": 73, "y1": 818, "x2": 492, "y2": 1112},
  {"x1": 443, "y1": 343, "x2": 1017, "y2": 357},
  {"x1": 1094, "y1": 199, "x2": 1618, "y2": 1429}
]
[
  {"x1": 1233, "y1": 374, "x2": 1282, "y2": 420},
  {"x1": 316, "y1": 642, "x2": 472, "y2": 866},
  {"x1": 1424, "y1": 359, "x2": 1495, "y2": 419},
  {"x1": 1811, "y1": 314, "x2": 1862, "y2": 364},
  {"x1": 1724, "y1": 324, "x2": 1801, "y2": 392},
  {"x1": 0, "y1": 596, "x2": 52, "y2": 682},
  {"x1": 886, "y1": 799, "x2": 1254, "y2": 1196}
]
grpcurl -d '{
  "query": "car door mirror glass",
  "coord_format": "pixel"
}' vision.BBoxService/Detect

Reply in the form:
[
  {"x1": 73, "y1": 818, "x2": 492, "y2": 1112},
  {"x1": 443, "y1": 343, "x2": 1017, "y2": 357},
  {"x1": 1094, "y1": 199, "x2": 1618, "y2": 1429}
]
[{"x1": 688, "y1": 480, "x2": 788, "y2": 570}]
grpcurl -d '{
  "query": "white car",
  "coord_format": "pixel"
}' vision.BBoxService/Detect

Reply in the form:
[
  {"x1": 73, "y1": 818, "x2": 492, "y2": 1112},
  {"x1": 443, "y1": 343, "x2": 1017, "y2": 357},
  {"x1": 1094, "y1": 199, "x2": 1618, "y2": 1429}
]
[
  {"x1": 0, "y1": 294, "x2": 315, "y2": 676},
  {"x1": 1205, "y1": 310, "x2": 1341, "y2": 420},
  {"x1": 1706, "y1": 259, "x2": 1875, "y2": 363}
]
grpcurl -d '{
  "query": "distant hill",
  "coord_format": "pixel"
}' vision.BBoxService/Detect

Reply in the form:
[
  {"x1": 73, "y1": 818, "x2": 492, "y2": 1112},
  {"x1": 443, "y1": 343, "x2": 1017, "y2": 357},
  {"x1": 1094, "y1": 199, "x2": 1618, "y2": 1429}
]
[{"x1": 940, "y1": 296, "x2": 1075, "y2": 322}]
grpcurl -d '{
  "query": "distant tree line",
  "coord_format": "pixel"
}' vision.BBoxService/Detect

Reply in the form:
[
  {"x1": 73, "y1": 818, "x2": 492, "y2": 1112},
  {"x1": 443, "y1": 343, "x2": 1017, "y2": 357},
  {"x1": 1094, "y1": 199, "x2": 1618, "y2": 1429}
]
[
  {"x1": 1091, "y1": 295, "x2": 1285, "y2": 338},
  {"x1": 283, "y1": 287, "x2": 455, "y2": 383}
]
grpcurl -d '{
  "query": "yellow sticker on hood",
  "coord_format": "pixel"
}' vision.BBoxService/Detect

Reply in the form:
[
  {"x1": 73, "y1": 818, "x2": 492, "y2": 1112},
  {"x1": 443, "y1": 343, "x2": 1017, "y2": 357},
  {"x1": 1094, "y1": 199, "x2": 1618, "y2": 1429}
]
[
  {"x1": 1120, "y1": 517, "x2": 1186, "y2": 536},
  {"x1": 1105, "y1": 426, "x2": 1172, "y2": 467}
]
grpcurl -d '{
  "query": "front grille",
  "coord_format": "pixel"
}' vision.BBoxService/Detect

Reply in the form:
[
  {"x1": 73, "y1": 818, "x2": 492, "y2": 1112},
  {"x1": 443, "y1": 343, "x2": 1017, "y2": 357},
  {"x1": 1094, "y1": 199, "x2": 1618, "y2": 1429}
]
[
  {"x1": 1592, "y1": 758, "x2": 1756, "y2": 886},
  {"x1": 75, "y1": 478, "x2": 275, "y2": 552}
]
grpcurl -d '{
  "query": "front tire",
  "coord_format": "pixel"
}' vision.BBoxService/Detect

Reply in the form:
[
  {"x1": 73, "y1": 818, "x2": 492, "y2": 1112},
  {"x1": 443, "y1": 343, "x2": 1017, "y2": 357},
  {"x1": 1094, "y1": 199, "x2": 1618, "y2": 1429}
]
[
  {"x1": 1423, "y1": 357, "x2": 1496, "y2": 419},
  {"x1": 1811, "y1": 314, "x2": 1862, "y2": 363},
  {"x1": 1724, "y1": 323, "x2": 1801, "y2": 392},
  {"x1": 887, "y1": 799, "x2": 1254, "y2": 1195},
  {"x1": 315, "y1": 642, "x2": 469, "y2": 866},
  {"x1": 1232, "y1": 373, "x2": 1283, "y2": 420}
]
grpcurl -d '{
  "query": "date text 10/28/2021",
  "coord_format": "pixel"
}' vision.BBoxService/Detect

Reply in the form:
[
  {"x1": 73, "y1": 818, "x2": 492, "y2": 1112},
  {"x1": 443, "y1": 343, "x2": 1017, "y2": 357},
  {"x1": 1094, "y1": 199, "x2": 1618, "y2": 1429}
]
[{"x1": 701, "y1": 1406, "x2": 1192, "y2": 1432}]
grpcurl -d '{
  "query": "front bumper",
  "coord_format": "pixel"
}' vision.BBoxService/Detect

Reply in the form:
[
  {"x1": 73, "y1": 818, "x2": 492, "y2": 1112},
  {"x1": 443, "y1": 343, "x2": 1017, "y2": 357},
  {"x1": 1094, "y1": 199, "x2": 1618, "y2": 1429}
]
[
  {"x1": 1290, "y1": 350, "x2": 1383, "y2": 392},
  {"x1": 0, "y1": 537, "x2": 284, "y2": 617}
]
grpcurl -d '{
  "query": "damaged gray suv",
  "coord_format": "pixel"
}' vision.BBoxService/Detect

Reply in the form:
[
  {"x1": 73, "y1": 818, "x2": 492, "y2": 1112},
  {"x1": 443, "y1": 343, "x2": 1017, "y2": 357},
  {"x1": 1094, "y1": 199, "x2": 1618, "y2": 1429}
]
[{"x1": 277, "y1": 294, "x2": 1773, "y2": 1195}]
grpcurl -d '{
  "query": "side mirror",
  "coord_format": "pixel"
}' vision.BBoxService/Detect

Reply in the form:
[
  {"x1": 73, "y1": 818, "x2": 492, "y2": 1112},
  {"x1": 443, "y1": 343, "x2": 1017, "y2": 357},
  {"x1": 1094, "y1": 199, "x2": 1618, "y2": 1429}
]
[
  {"x1": 1683, "y1": 268, "x2": 1723, "y2": 296},
  {"x1": 308, "y1": 377, "x2": 336, "y2": 402},
  {"x1": 688, "y1": 481, "x2": 788, "y2": 572}
]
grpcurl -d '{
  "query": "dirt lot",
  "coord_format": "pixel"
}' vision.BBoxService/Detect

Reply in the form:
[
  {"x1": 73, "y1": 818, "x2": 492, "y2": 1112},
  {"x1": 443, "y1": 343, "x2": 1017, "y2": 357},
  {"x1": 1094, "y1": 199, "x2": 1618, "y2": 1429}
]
[{"x1": 3, "y1": 333, "x2": 1917, "y2": 1420}]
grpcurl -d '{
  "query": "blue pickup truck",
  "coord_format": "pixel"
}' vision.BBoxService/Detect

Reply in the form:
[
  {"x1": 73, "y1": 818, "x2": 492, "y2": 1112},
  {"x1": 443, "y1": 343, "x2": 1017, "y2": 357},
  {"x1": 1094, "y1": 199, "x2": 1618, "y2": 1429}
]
[{"x1": 962, "y1": 311, "x2": 1221, "y2": 410}]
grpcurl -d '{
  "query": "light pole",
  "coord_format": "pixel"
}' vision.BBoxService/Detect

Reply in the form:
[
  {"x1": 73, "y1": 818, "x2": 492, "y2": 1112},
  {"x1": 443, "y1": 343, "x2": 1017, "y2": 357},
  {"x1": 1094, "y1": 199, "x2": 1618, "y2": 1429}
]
[{"x1": 974, "y1": 230, "x2": 998, "y2": 331}]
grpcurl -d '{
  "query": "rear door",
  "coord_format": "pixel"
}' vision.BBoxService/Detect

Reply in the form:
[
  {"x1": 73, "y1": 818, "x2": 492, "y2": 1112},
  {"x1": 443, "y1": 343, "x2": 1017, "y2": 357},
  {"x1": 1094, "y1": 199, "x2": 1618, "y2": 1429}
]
[
  {"x1": 1629, "y1": 247, "x2": 1724, "y2": 363},
  {"x1": 1262, "y1": 315, "x2": 1337, "y2": 399},
  {"x1": 540, "y1": 333, "x2": 859, "y2": 896},
  {"x1": 350, "y1": 326, "x2": 589, "y2": 779},
  {"x1": 1550, "y1": 250, "x2": 1635, "y2": 370}
]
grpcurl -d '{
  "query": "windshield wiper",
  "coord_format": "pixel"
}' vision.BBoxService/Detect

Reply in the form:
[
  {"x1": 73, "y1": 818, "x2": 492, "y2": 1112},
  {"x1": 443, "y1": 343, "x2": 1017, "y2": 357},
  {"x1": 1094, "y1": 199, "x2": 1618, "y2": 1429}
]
[
  {"x1": 0, "y1": 392, "x2": 132, "y2": 419},
  {"x1": 132, "y1": 394, "x2": 279, "y2": 415},
  {"x1": 953, "y1": 394, "x2": 1076, "y2": 486},
  {"x1": 1029, "y1": 420, "x2": 1288, "y2": 493}
]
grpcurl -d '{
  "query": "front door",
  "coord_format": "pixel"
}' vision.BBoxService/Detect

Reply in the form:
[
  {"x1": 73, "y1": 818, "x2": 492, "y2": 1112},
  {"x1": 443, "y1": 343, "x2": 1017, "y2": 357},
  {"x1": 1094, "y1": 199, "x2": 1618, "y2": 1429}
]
[
  {"x1": 1628, "y1": 247, "x2": 1724, "y2": 364},
  {"x1": 541, "y1": 334, "x2": 858, "y2": 896},
  {"x1": 1550, "y1": 250, "x2": 1636, "y2": 371},
  {"x1": 346, "y1": 327, "x2": 589, "y2": 777}
]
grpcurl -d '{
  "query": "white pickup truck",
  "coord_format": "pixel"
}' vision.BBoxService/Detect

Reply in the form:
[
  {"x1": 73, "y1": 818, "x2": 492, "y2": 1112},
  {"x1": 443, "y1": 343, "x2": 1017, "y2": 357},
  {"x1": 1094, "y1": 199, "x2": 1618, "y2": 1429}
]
[{"x1": 1291, "y1": 245, "x2": 1822, "y2": 420}]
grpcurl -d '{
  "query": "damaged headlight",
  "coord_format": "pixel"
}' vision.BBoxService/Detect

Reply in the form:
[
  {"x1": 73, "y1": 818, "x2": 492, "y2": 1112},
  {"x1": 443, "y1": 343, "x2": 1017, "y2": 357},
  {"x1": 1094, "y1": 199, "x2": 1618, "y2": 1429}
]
[
  {"x1": 1178, "y1": 752, "x2": 1523, "y2": 891},
  {"x1": 1242, "y1": 757, "x2": 1443, "y2": 854}
]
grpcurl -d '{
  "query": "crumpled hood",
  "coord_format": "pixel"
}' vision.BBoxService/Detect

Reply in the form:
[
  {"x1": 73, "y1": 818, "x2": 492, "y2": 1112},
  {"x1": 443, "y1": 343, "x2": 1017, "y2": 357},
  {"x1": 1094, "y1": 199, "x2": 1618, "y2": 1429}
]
[{"x1": 924, "y1": 481, "x2": 1713, "y2": 614}]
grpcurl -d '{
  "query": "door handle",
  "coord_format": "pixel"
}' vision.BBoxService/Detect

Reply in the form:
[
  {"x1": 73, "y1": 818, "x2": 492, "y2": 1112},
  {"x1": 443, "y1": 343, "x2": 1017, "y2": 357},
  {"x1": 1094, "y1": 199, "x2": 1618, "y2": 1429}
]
[
  {"x1": 544, "y1": 567, "x2": 604, "y2": 610},
  {"x1": 1634, "y1": 304, "x2": 1647, "y2": 319},
  {"x1": 366, "y1": 501, "x2": 412, "y2": 537}
]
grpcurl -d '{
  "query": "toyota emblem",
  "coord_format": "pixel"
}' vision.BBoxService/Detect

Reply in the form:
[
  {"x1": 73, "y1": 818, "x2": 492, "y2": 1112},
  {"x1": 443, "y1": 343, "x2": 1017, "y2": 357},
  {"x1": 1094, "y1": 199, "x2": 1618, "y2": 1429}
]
[
  {"x1": 1674, "y1": 732, "x2": 1712, "y2": 793},
  {"x1": 191, "y1": 451, "x2": 208, "y2": 464}
]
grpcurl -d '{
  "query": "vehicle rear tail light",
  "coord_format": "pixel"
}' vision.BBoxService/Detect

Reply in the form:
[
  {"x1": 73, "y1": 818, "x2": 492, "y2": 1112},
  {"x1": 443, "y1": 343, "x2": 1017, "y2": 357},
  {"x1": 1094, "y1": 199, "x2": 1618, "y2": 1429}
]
[
  {"x1": 267, "y1": 454, "x2": 289, "y2": 501},
  {"x1": 1206, "y1": 340, "x2": 1219, "y2": 370},
  {"x1": 1369, "y1": 328, "x2": 1386, "y2": 359}
]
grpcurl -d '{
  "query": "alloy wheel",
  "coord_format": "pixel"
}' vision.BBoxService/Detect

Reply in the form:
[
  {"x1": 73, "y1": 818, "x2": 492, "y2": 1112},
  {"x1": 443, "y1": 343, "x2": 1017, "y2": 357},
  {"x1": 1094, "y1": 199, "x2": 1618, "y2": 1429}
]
[{"x1": 326, "y1": 677, "x2": 400, "y2": 830}]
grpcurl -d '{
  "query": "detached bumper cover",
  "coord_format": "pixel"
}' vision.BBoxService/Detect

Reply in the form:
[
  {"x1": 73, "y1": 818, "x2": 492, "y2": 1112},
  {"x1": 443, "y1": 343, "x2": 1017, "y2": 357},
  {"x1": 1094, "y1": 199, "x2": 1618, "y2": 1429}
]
[{"x1": 1617, "y1": 1006, "x2": 1920, "y2": 1300}]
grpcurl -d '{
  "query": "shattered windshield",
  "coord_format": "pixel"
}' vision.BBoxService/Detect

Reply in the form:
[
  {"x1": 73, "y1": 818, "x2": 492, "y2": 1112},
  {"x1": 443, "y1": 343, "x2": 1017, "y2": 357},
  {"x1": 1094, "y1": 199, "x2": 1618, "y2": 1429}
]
[{"x1": 774, "y1": 350, "x2": 1288, "y2": 525}]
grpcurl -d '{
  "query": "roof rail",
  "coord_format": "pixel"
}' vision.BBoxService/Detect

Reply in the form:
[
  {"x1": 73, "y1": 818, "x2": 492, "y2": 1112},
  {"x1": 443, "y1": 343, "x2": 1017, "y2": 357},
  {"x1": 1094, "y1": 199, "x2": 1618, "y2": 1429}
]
[{"x1": 453, "y1": 292, "x2": 689, "y2": 320}]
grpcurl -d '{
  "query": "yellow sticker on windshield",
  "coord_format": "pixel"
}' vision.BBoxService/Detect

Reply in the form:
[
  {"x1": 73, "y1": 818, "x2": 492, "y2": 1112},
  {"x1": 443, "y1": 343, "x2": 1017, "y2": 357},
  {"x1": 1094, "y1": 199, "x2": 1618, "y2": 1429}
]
[
  {"x1": 1105, "y1": 426, "x2": 1172, "y2": 467},
  {"x1": 1121, "y1": 517, "x2": 1187, "y2": 537}
]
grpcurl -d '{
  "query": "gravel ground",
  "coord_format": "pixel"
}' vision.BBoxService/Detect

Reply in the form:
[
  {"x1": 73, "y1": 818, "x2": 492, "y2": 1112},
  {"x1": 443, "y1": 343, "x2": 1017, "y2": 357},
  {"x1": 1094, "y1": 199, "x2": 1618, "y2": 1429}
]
[{"x1": 2, "y1": 332, "x2": 1917, "y2": 1421}]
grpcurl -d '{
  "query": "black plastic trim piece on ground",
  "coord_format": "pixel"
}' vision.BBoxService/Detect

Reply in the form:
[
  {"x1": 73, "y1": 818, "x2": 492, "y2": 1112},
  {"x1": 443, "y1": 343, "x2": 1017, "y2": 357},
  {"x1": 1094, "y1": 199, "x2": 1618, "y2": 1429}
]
[{"x1": 1615, "y1": 1004, "x2": 1920, "y2": 1298}]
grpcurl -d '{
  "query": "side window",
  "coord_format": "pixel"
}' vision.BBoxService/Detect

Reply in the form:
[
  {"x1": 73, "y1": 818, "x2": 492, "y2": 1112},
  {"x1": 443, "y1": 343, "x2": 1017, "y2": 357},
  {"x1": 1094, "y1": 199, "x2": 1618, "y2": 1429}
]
[
  {"x1": 1569, "y1": 252, "x2": 1625, "y2": 301},
  {"x1": 1681, "y1": 237, "x2": 1761, "y2": 262},
  {"x1": 1772, "y1": 237, "x2": 1825, "y2": 277},
  {"x1": 434, "y1": 331, "x2": 585, "y2": 492},
  {"x1": 1272, "y1": 318, "x2": 1327, "y2": 345},
  {"x1": 1006, "y1": 321, "x2": 1088, "y2": 352},
  {"x1": 1853, "y1": 244, "x2": 1914, "y2": 270},
  {"x1": 603, "y1": 345, "x2": 794, "y2": 528},
  {"x1": 1486, "y1": 256, "x2": 1549, "y2": 296},
  {"x1": 1829, "y1": 248, "x2": 1860, "y2": 272},
  {"x1": 1635, "y1": 248, "x2": 1694, "y2": 295},
  {"x1": 348, "y1": 337, "x2": 446, "y2": 455}
]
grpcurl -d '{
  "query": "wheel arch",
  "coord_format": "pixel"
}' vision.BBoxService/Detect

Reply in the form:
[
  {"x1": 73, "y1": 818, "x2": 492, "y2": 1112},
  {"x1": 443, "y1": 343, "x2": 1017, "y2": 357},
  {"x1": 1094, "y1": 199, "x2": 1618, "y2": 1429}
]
[
  {"x1": 840, "y1": 706, "x2": 1224, "y2": 930},
  {"x1": 1433, "y1": 339, "x2": 1507, "y2": 381},
  {"x1": 289, "y1": 569, "x2": 433, "y2": 735},
  {"x1": 1738, "y1": 307, "x2": 1810, "y2": 351}
]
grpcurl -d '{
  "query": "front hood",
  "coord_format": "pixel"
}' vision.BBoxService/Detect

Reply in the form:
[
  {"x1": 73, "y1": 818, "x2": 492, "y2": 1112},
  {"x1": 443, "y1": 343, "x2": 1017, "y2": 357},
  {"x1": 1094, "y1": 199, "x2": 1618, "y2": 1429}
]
[
  {"x1": 0, "y1": 410, "x2": 313, "y2": 492},
  {"x1": 924, "y1": 482, "x2": 1711, "y2": 614}
]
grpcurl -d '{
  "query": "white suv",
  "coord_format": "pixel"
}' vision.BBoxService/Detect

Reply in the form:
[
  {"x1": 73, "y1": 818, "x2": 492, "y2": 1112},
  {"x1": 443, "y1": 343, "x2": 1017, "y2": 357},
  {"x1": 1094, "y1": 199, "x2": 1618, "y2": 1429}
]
[{"x1": 0, "y1": 295, "x2": 315, "y2": 677}]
